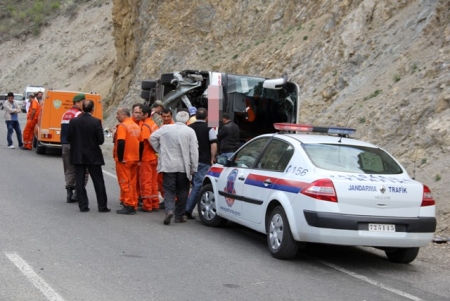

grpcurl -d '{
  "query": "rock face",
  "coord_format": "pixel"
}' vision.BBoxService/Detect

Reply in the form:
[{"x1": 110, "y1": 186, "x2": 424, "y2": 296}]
[{"x1": 0, "y1": 0, "x2": 449, "y2": 235}]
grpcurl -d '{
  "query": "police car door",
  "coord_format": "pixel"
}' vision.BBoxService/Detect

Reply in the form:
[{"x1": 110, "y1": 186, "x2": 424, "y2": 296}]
[
  {"x1": 216, "y1": 137, "x2": 271, "y2": 221},
  {"x1": 242, "y1": 138, "x2": 294, "y2": 224}
]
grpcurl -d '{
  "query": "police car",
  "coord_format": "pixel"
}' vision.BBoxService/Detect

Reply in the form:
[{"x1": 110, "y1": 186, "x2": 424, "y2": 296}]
[{"x1": 198, "y1": 123, "x2": 436, "y2": 263}]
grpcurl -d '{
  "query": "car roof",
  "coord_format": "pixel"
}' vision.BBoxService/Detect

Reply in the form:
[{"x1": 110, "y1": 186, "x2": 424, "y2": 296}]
[{"x1": 259, "y1": 133, "x2": 379, "y2": 148}]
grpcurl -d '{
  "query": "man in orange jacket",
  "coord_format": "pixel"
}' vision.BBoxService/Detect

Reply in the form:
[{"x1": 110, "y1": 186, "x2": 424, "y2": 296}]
[
  {"x1": 21, "y1": 93, "x2": 40, "y2": 150},
  {"x1": 138, "y1": 105, "x2": 160, "y2": 212},
  {"x1": 114, "y1": 107, "x2": 142, "y2": 215},
  {"x1": 131, "y1": 103, "x2": 144, "y2": 206}
]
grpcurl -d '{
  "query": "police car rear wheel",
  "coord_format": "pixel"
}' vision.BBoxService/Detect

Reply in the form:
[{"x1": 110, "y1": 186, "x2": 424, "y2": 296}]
[
  {"x1": 384, "y1": 247, "x2": 419, "y2": 264},
  {"x1": 198, "y1": 184, "x2": 227, "y2": 227},
  {"x1": 267, "y1": 206, "x2": 299, "y2": 259}
]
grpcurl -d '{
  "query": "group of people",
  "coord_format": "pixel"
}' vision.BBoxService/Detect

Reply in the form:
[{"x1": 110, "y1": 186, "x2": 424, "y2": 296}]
[
  {"x1": 3, "y1": 91, "x2": 42, "y2": 150},
  {"x1": 6, "y1": 91, "x2": 241, "y2": 225}
]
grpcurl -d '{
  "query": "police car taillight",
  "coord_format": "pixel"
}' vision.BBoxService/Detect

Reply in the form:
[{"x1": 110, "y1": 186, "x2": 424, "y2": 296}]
[
  {"x1": 274, "y1": 123, "x2": 356, "y2": 135},
  {"x1": 421, "y1": 185, "x2": 435, "y2": 207},
  {"x1": 300, "y1": 179, "x2": 337, "y2": 202}
]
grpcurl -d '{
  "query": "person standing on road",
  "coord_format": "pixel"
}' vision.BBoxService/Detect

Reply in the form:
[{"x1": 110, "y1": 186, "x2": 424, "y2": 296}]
[
  {"x1": 139, "y1": 105, "x2": 160, "y2": 212},
  {"x1": 185, "y1": 108, "x2": 217, "y2": 219},
  {"x1": 67, "y1": 100, "x2": 110, "y2": 213},
  {"x1": 187, "y1": 107, "x2": 197, "y2": 125},
  {"x1": 3, "y1": 92, "x2": 24, "y2": 149},
  {"x1": 156, "y1": 108, "x2": 175, "y2": 209},
  {"x1": 36, "y1": 91, "x2": 44, "y2": 103},
  {"x1": 217, "y1": 113, "x2": 240, "y2": 159},
  {"x1": 61, "y1": 93, "x2": 86, "y2": 203},
  {"x1": 21, "y1": 93, "x2": 40, "y2": 150},
  {"x1": 151, "y1": 100, "x2": 164, "y2": 128},
  {"x1": 150, "y1": 111, "x2": 198, "y2": 225},
  {"x1": 114, "y1": 107, "x2": 142, "y2": 215},
  {"x1": 160, "y1": 108, "x2": 175, "y2": 125},
  {"x1": 132, "y1": 103, "x2": 144, "y2": 206}
]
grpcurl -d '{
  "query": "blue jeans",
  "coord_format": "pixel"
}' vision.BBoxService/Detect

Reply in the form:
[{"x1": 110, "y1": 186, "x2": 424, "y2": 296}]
[
  {"x1": 185, "y1": 162, "x2": 210, "y2": 214},
  {"x1": 5, "y1": 120, "x2": 23, "y2": 147}
]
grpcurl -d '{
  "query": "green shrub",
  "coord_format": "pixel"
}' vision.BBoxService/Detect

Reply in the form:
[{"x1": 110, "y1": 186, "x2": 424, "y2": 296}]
[{"x1": 363, "y1": 89, "x2": 382, "y2": 100}]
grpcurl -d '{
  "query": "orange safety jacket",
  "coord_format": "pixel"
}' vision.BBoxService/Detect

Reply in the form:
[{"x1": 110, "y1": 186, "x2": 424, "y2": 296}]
[
  {"x1": 141, "y1": 117, "x2": 158, "y2": 162},
  {"x1": 27, "y1": 99, "x2": 40, "y2": 121},
  {"x1": 113, "y1": 117, "x2": 141, "y2": 162}
]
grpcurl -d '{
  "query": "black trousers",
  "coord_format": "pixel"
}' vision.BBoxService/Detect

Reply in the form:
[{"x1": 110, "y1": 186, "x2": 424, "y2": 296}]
[
  {"x1": 162, "y1": 172, "x2": 190, "y2": 218},
  {"x1": 75, "y1": 164, "x2": 108, "y2": 211}
]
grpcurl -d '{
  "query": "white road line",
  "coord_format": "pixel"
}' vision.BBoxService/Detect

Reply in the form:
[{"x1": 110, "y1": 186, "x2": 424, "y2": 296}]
[
  {"x1": 5, "y1": 252, "x2": 65, "y2": 301},
  {"x1": 318, "y1": 260, "x2": 423, "y2": 301},
  {"x1": 102, "y1": 169, "x2": 117, "y2": 179}
]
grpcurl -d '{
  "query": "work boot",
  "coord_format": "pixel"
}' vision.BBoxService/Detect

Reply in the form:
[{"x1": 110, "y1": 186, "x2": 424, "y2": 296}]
[
  {"x1": 66, "y1": 187, "x2": 76, "y2": 203},
  {"x1": 116, "y1": 205, "x2": 136, "y2": 215}
]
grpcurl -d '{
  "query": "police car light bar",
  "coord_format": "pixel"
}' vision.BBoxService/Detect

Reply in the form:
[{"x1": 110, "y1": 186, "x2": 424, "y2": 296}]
[{"x1": 274, "y1": 123, "x2": 356, "y2": 135}]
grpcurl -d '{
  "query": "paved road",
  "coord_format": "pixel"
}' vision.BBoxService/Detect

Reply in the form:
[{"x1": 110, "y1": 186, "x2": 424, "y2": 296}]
[{"x1": 0, "y1": 114, "x2": 449, "y2": 301}]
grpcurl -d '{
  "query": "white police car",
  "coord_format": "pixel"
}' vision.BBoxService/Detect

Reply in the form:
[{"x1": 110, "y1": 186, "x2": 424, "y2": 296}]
[{"x1": 198, "y1": 123, "x2": 436, "y2": 263}]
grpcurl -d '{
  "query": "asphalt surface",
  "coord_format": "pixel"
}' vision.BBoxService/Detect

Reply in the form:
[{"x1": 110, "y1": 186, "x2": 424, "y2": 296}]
[{"x1": 0, "y1": 113, "x2": 449, "y2": 301}]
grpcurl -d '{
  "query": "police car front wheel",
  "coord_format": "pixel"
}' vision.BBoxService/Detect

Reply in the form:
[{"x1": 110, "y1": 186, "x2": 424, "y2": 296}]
[{"x1": 198, "y1": 184, "x2": 227, "y2": 227}]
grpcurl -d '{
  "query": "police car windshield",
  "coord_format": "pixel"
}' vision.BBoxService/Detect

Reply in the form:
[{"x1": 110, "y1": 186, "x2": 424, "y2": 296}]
[{"x1": 303, "y1": 144, "x2": 403, "y2": 174}]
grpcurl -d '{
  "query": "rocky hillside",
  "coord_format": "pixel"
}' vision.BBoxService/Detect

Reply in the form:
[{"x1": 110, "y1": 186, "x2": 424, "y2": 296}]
[{"x1": 0, "y1": 0, "x2": 449, "y2": 236}]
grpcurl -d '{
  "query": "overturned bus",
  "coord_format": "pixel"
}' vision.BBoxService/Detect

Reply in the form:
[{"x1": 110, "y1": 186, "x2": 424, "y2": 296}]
[{"x1": 141, "y1": 70, "x2": 299, "y2": 140}]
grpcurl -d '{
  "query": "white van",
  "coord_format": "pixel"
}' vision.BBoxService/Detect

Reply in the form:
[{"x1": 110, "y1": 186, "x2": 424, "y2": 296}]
[{"x1": 23, "y1": 85, "x2": 45, "y2": 112}]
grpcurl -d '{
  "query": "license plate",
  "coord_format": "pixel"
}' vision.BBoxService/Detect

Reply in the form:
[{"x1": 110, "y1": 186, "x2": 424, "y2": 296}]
[{"x1": 368, "y1": 224, "x2": 395, "y2": 232}]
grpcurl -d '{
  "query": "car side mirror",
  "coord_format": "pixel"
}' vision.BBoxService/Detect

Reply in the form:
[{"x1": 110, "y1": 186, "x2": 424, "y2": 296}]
[
  {"x1": 216, "y1": 155, "x2": 229, "y2": 166},
  {"x1": 23, "y1": 97, "x2": 25, "y2": 100}
]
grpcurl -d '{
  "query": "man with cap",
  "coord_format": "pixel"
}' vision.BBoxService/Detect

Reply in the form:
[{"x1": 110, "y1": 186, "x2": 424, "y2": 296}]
[
  {"x1": 61, "y1": 93, "x2": 87, "y2": 203},
  {"x1": 187, "y1": 107, "x2": 197, "y2": 125},
  {"x1": 151, "y1": 100, "x2": 164, "y2": 128},
  {"x1": 21, "y1": 93, "x2": 40, "y2": 150}
]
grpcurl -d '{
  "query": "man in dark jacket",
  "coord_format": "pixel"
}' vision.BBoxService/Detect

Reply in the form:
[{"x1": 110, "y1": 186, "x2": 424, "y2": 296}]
[
  {"x1": 67, "y1": 100, "x2": 109, "y2": 213},
  {"x1": 217, "y1": 113, "x2": 240, "y2": 159},
  {"x1": 185, "y1": 108, "x2": 217, "y2": 219}
]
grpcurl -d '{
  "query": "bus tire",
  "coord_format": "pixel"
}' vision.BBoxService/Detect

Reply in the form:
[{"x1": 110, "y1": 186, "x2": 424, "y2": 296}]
[
  {"x1": 140, "y1": 90, "x2": 151, "y2": 100},
  {"x1": 141, "y1": 80, "x2": 157, "y2": 90},
  {"x1": 160, "y1": 73, "x2": 175, "y2": 86}
]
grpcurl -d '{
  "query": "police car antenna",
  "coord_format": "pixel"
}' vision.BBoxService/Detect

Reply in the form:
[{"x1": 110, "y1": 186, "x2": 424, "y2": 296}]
[
  {"x1": 412, "y1": 146, "x2": 417, "y2": 180},
  {"x1": 337, "y1": 112, "x2": 353, "y2": 142}
]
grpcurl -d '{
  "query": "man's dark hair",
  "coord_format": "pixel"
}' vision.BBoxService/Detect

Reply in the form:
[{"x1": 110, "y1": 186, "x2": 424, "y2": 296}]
[
  {"x1": 132, "y1": 103, "x2": 143, "y2": 110},
  {"x1": 222, "y1": 113, "x2": 231, "y2": 120},
  {"x1": 161, "y1": 108, "x2": 172, "y2": 115},
  {"x1": 83, "y1": 100, "x2": 94, "y2": 113},
  {"x1": 142, "y1": 105, "x2": 152, "y2": 116},
  {"x1": 196, "y1": 107, "x2": 207, "y2": 120},
  {"x1": 7, "y1": 92, "x2": 14, "y2": 97}
]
